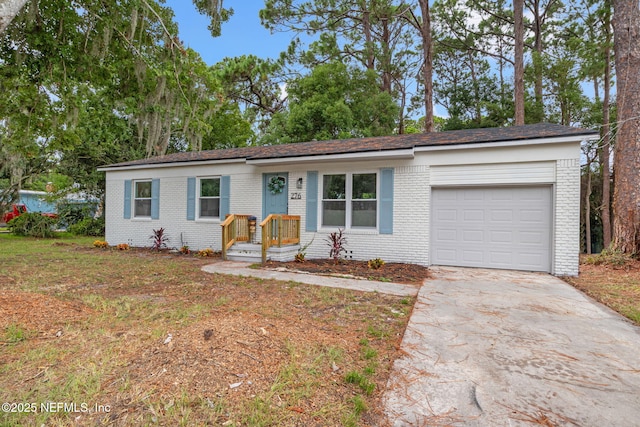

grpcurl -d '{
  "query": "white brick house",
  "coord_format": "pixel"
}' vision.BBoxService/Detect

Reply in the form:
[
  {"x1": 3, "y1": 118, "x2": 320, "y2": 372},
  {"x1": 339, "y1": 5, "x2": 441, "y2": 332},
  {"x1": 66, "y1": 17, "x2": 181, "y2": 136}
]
[{"x1": 99, "y1": 124, "x2": 596, "y2": 276}]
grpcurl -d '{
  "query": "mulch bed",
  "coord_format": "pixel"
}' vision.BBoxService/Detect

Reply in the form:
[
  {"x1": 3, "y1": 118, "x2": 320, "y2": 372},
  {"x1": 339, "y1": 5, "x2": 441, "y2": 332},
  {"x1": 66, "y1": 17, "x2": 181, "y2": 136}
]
[{"x1": 264, "y1": 258, "x2": 431, "y2": 285}]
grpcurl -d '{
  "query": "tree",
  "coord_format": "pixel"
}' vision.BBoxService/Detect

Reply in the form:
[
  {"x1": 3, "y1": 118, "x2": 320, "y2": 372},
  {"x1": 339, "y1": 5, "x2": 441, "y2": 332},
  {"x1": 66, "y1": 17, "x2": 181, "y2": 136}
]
[
  {"x1": 201, "y1": 102, "x2": 254, "y2": 149},
  {"x1": 432, "y1": 37, "x2": 505, "y2": 129},
  {"x1": 0, "y1": 0, "x2": 230, "y2": 36},
  {"x1": 260, "y1": 0, "x2": 419, "y2": 133},
  {"x1": 399, "y1": 0, "x2": 435, "y2": 132},
  {"x1": 525, "y1": 0, "x2": 564, "y2": 122},
  {"x1": 566, "y1": 0, "x2": 614, "y2": 247},
  {"x1": 0, "y1": 0, "x2": 227, "y2": 213},
  {"x1": 213, "y1": 55, "x2": 289, "y2": 139},
  {"x1": 611, "y1": 0, "x2": 640, "y2": 254},
  {"x1": 514, "y1": 0, "x2": 525, "y2": 125},
  {"x1": 0, "y1": 0, "x2": 28, "y2": 34},
  {"x1": 261, "y1": 61, "x2": 398, "y2": 144}
]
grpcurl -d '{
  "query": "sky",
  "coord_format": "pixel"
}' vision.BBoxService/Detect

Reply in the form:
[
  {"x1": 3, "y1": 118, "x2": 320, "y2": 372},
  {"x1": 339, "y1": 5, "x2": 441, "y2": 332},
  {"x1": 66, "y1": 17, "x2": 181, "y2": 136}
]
[{"x1": 164, "y1": 0, "x2": 297, "y2": 65}]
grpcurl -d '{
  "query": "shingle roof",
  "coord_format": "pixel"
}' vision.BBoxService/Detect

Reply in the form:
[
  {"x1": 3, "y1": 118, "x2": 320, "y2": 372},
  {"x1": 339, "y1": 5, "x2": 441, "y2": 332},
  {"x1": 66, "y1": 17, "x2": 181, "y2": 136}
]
[{"x1": 100, "y1": 123, "x2": 597, "y2": 169}]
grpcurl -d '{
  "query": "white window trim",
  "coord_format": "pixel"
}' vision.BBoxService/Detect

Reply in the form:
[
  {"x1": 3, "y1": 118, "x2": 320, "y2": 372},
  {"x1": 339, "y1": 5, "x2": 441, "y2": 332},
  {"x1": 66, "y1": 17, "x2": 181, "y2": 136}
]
[
  {"x1": 320, "y1": 171, "x2": 378, "y2": 230},
  {"x1": 197, "y1": 176, "x2": 221, "y2": 221},
  {"x1": 133, "y1": 179, "x2": 152, "y2": 219}
]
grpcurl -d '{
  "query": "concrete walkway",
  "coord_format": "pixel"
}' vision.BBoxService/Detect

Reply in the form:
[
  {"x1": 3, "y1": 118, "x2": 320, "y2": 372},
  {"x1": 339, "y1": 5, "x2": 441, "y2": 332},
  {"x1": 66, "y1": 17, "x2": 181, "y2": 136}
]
[
  {"x1": 201, "y1": 260, "x2": 419, "y2": 297},
  {"x1": 383, "y1": 266, "x2": 640, "y2": 426}
]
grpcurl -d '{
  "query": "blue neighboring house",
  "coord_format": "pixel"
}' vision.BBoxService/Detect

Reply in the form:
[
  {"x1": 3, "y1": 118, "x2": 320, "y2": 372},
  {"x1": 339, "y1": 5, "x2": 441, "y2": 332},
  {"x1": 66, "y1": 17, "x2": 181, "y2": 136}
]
[{"x1": 18, "y1": 190, "x2": 57, "y2": 213}]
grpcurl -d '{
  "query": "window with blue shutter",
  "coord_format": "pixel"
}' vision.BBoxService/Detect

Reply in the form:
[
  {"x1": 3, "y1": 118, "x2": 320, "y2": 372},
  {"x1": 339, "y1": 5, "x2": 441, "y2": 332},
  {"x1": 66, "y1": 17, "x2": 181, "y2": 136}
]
[
  {"x1": 306, "y1": 171, "x2": 318, "y2": 232},
  {"x1": 220, "y1": 175, "x2": 230, "y2": 219},
  {"x1": 151, "y1": 179, "x2": 160, "y2": 219},
  {"x1": 379, "y1": 168, "x2": 394, "y2": 234},
  {"x1": 124, "y1": 180, "x2": 132, "y2": 219},
  {"x1": 187, "y1": 177, "x2": 196, "y2": 220}
]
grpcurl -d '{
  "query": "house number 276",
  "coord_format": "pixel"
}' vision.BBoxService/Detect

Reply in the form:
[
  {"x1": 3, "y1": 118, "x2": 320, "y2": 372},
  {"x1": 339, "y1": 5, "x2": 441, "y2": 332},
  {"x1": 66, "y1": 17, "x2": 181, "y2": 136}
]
[{"x1": 290, "y1": 193, "x2": 302, "y2": 200}]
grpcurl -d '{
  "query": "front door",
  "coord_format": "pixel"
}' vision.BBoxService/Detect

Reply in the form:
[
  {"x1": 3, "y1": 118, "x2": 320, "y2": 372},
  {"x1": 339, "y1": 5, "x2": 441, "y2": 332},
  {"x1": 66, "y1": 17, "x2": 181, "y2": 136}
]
[{"x1": 263, "y1": 173, "x2": 288, "y2": 218}]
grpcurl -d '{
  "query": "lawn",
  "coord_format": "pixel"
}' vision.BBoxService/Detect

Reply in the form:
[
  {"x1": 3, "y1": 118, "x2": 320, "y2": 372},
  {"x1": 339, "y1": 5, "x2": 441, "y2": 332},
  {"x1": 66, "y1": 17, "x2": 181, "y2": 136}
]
[{"x1": 0, "y1": 234, "x2": 416, "y2": 426}]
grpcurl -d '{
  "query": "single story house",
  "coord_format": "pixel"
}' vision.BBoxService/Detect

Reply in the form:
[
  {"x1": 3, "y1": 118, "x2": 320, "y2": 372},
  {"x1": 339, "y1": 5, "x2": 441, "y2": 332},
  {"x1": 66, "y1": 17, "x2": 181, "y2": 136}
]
[{"x1": 98, "y1": 123, "x2": 597, "y2": 276}]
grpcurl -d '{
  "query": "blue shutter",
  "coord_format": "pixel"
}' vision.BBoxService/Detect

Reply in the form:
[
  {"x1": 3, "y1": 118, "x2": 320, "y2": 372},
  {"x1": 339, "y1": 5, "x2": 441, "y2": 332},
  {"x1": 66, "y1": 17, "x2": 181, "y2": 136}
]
[
  {"x1": 379, "y1": 168, "x2": 394, "y2": 234},
  {"x1": 187, "y1": 177, "x2": 196, "y2": 221},
  {"x1": 306, "y1": 171, "x2": 318, "y2": 232},
  {"x1": 151, "y1": 179, "x2": 160, "y2": 219},
  {"x1": 123, "y1": 180, "x2": 132, "y2": 219},
  {"x1": 220, "y1": 175, "x2": 230, "y2": 219}
]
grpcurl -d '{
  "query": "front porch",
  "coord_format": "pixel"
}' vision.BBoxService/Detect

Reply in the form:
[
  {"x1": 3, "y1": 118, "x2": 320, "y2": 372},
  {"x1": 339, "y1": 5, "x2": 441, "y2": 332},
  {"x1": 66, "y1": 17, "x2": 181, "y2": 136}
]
[{"x1": 220, "y1": 214, "x2": 301, "y2": 264}]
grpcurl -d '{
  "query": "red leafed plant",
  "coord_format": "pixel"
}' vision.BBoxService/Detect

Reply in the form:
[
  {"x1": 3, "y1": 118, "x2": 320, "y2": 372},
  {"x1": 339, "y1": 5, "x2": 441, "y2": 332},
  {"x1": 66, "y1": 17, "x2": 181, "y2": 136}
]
[
  {"x1": 149, "y1": 228, "x2": 169, "y2": 251},
  {"x1": 326, "y1": 228, "x2": 347, "y2": 263}
]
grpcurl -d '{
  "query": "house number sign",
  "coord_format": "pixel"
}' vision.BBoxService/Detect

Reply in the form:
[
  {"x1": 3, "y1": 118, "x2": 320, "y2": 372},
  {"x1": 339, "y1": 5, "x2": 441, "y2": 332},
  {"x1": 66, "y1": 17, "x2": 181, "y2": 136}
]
[{"x1": 290, "y1": 192, "x2": 302, "y2": 200}]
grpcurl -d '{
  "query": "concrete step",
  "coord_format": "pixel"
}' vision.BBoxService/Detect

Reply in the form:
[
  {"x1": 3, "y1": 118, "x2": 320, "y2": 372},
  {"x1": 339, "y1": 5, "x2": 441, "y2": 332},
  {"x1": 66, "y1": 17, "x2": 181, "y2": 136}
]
[
  {"x1": 225, "y1": 242, "x2": 301, "y2": 263},
  {"x1": 226, "y1": 243, "x2": 262, "y2": 263}
]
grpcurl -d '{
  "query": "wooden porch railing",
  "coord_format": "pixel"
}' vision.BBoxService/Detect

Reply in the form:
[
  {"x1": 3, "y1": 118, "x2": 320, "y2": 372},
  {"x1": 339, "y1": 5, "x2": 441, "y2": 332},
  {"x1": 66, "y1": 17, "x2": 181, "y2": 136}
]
[
  {"x1": 260, "y1": 214, "x2": 301, "y2": 264},
  {"x1": 220, "y1": 214, "x2": 251, "y2": 260}
]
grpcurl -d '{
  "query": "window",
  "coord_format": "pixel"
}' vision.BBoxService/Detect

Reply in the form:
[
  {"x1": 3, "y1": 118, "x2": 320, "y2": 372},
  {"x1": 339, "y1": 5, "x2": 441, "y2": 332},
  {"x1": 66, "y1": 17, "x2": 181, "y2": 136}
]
[
  {"x1": 134, "y1": 180, "x2": 152, "y2": 217},
  {"x1": 199, "y1": 177, "x2": 220, "y2": 218},
  {"x1": 352, "y1": 173, "x2": 377, "y2": 227},
  {"x1": 322, "y1": 174, "x2": 346, "y2": 227},
  {"x1": 322, "y1": 173, "x2": 377, "y2": 228}
]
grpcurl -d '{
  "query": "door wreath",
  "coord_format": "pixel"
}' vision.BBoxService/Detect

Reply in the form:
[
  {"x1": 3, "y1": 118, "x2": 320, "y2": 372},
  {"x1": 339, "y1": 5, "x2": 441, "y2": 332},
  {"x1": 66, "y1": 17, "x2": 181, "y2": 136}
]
[{"x1": 268, "y1": 176, "x2": 286, "y2": 194}]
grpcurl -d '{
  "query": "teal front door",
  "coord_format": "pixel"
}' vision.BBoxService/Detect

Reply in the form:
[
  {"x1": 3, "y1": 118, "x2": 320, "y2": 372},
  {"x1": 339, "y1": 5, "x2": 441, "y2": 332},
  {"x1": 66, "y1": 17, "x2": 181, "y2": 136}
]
[{"x1": 263, "y1": 173, "x2": 288, "y2": 218}]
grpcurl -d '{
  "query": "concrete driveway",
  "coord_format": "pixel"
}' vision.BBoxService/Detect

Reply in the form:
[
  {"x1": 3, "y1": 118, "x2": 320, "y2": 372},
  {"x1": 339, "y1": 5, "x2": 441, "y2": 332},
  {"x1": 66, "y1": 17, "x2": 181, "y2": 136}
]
[{"x1": 383, "y1": 267, "x2": 640, "y2": 426}]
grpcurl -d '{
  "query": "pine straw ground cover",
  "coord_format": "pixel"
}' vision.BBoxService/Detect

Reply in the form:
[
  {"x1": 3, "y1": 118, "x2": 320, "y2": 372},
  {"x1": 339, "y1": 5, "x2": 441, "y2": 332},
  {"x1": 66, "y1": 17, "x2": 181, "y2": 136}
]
[
  {"x1": 0, "y1": 235, "x2": 417, "y2": 427},
  {"x1": 564, "y1": 253, "x2": 640, "y2": 325}
]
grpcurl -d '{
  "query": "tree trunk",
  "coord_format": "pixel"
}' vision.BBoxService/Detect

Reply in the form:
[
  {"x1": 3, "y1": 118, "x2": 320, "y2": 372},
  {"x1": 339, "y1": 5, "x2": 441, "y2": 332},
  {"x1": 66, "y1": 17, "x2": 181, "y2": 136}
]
[
  {"x1": 612, "y1": 0, "x2": 640, "y2": 253},
  {"x1": 381, "y1": 15, "x2": 392, "y2": 94},
  {"x1": 531, "y1": 0, "x2": 545, "y2": 122},
  {"x1": 0, "y1": 0, "x2": 28, "y2": 34},
  {"x1": 601, "y1": 1, "x2": 613, "y2": 249},
  {"x1": 468, "y1": 51, "x2": 482, "y2": 125},
  {"x1": 418, "y1": 0, "x2": 434, "y2": 133},
  {"x1": 362, "y1": 9, "x2": 375, "y2": 71},
  {"x1": 514, "y1": 0, "x2": 525, "y2": 125},
  {"x1": 585, "y1": 168, "x2": 592, "y2": 254},
  {"x1": 601, "y1": 46, "x2": 613, "y2": 248}
]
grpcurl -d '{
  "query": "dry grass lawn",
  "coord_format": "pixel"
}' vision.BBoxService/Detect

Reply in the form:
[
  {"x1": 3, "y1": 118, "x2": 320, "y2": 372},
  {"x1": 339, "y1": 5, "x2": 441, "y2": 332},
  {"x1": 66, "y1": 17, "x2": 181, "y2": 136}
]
[
  {"x1": 3, "y1": 233, "x2": 638, "y2": 427},
  {"x1": 0, "y1": 235, "x2": 417, "y2": 426}
]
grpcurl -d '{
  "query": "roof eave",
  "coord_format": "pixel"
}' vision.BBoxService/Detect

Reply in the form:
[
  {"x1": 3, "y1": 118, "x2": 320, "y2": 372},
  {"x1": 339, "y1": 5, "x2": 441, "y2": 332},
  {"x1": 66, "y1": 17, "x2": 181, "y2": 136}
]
[
  {"x1": 245, "y1": 148, "x2": 415, "y2": 166},
  {"x1": 413, "y1": 133, "x2": 596, "y2": 152},
  {"x1": 97, "y1": 157, "x2": 248, "y2": 172}
]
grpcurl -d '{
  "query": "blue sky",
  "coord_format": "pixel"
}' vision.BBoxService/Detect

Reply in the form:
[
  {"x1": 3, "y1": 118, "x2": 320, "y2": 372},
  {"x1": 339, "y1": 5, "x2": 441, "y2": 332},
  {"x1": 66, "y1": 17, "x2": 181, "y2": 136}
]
[{"x1": 164, "y1": 0, "x2": 297, "y2": 65}]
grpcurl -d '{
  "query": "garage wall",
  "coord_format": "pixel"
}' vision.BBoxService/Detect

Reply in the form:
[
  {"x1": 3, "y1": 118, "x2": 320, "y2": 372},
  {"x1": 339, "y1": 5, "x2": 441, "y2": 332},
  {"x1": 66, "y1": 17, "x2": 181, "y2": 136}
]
[
  {"x1": 430, "y1": 161, "x2": 555, "y2": 185},
  {"x1": 428, "y1": 159, "x2": 580, "y2": 276},
  {"x1": 554, "y1": 159, "x2": 580, "y2": 276}
]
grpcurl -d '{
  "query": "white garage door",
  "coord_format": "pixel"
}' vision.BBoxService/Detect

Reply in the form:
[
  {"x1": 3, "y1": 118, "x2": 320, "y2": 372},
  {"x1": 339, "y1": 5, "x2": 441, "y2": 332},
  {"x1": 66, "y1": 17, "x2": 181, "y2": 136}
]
[{"x1": 431, "y1": 186, "x2": 552, "y2": 272}]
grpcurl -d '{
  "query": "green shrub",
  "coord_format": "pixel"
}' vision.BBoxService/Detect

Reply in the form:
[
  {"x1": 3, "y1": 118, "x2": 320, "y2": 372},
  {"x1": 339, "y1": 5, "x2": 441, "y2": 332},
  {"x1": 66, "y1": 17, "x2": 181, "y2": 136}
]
[
  {"x1": 583, "y1": 249, "x2": 633, "y2": 266},
  {"x1": 68, "y1": 217, "x2": 105, "y2": 236},
  {"x1": 7, "y1": 213, "x2": 56, "y2": 238},
  {"x1": 56, "y1": 200, "x2": 98, "y2": 228}
]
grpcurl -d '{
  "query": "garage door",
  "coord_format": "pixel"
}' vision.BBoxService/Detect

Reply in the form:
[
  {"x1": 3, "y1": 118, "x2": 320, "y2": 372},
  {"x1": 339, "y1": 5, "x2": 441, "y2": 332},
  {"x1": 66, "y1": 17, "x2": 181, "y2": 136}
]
[{"x1": 431, "y1": 186, "x2": 552, "y2": 272}]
